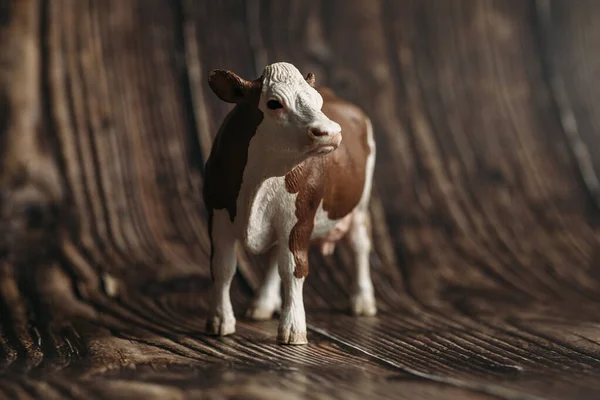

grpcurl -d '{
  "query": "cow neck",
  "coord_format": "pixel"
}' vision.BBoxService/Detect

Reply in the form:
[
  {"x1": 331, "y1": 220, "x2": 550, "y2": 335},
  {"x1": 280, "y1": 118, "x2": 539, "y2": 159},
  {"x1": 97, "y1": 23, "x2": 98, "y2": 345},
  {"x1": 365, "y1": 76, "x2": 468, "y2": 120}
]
[{"x1": 241, "y1": 124, "x2": 307, "y2": 192}]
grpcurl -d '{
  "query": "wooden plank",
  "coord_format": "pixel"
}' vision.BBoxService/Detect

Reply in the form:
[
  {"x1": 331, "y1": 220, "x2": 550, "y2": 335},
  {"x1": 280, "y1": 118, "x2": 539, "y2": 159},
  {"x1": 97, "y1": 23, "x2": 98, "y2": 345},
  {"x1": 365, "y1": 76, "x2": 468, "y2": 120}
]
[
  {"x1": 0, "y1": 270, "x2": 504, "y2": 400},
  {"x1": 307, "y1": 309, "x2": 600, "y2": 400},
  {"x1": 1, "y1": 371, "x2": 504, "y2": 400},
  {"x1": 0, "y1": 0, "x2": 600, "y2": 399}
]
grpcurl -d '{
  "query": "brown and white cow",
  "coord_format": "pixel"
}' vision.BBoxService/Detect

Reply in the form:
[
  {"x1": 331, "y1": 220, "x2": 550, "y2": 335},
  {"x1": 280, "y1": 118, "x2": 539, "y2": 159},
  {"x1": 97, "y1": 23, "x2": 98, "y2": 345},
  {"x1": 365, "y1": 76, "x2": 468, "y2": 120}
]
[{"x1": 203, "y1": 62, "x2": 376, "y2": 345}]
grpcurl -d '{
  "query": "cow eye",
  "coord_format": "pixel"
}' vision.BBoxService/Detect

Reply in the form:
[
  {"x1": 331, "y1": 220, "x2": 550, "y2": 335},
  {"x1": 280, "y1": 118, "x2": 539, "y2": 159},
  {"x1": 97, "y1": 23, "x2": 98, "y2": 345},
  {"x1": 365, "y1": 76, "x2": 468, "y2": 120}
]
[{"x1": 267, "y1": 100, "x2": 283, "y2": 110}]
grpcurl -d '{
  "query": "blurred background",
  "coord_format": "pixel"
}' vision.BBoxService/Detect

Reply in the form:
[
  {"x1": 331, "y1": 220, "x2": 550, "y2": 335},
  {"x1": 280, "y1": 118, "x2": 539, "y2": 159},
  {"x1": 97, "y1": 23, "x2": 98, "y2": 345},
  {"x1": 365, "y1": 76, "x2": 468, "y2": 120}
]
[{"x1": 1, "y1": 1, "x2": 600, "y2": 399}]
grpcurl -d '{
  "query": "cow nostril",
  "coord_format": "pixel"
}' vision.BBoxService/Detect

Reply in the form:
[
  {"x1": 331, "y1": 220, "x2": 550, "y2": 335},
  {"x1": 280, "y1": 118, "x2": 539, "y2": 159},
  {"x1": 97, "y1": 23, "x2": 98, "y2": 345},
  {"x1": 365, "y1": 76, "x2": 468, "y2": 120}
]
[{"x1": 309, "y1": 128, "x2": 328, "y2": 137}]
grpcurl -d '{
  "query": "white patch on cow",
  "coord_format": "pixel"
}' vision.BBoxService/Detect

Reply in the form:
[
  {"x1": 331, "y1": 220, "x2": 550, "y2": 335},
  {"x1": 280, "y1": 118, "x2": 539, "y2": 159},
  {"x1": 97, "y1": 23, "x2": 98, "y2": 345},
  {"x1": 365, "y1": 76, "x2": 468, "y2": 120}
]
[
  {"x1": 256, "y1": 62, "x2": 342, "y2": 164},
  {"x1": 206, "y1": 209, "x2": 237, "y2": 336},
  {"x1": 348, "y1": 117, "x2": 377, "y2": 316},
  {"x1": 310, "y1": 201, "x2": 339, "y2": 239},
  {"x1": 359, "y1": 118, "x2": 377, "y2": 211},
  {"x1": 277, "y1": 249, "x2": 307, "y2": 345},
  {"x1": 240, "y1": 176, "x2": 291, "y2": 254},
  {"x1": 347, "y1": 210, "x2": 377, "y2": 316},
  {"x1": 233, "y1": 138, "x2": 299, "y2": 255}
]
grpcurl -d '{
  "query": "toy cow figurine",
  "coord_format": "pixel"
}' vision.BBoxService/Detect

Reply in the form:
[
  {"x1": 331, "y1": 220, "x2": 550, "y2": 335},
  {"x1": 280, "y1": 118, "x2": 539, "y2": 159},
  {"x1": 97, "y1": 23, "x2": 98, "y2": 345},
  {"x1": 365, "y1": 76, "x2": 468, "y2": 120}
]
[{"x1": 203, "y1": 62, "x2": 376, "y2": 345}]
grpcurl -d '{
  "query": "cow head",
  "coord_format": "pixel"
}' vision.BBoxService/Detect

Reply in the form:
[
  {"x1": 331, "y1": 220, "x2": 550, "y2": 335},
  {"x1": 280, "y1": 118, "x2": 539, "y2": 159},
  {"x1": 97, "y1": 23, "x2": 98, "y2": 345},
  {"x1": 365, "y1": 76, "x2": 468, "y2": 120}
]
[{"x1": 208, "y1": 62, "x2": 342, "y2": 172}]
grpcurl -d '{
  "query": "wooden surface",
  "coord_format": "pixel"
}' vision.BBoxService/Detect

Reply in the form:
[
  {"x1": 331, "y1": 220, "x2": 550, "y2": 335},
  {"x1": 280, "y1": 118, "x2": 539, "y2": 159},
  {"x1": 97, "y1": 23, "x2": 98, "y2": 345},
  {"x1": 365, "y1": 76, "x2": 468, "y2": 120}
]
[{"x1": 1, "y1": 0, "x2": 600, "y2": 399}]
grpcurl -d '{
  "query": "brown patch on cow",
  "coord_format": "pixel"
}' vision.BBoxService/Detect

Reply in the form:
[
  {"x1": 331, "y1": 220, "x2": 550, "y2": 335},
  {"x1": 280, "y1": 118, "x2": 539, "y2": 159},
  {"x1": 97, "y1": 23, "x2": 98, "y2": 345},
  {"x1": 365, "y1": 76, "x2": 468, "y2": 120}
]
[
  {"x1": 203, "y1": 71, "x2": 263, "y2": 279},
  {"x1": 319, "y1": 88, "x2": 371, "y2": 219},
  {"x1": 285, "y1": 162, "x2": 324, "y2": 278},
  {"x1": 203, "y1": 74, "x2": 263, "y2": 223},
  {"x1": 285, "y1": 87, "x2": 372, "y2": 278}
]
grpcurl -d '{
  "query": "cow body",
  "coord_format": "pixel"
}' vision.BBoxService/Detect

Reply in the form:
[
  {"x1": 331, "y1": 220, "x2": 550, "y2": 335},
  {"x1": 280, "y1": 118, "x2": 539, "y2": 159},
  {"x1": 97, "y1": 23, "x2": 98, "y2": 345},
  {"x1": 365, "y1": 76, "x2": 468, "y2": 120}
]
[{"x1": 204, "y1": 62, "x2": 376, "y2": 345}]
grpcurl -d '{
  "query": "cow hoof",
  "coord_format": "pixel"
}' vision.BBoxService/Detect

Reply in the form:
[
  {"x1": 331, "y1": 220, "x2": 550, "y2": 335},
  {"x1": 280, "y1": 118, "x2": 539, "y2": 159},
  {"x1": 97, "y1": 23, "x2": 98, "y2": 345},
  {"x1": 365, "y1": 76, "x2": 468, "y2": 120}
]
[
  {"x1": 277, "y1": 328, "x2": 308, "y2": 345},
  {"x1": 350, "y1": 292, "x2": 377, "y2": 317},
  {"x1": 205, "y1": 315, "x2": 236, "y2": 336}
]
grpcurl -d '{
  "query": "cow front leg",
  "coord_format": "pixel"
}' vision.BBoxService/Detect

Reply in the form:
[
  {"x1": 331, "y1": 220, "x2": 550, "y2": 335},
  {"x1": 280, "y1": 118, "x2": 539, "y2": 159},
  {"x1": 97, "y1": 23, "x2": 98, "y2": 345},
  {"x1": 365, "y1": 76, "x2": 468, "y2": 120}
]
[
  {"x1": 245, "y1": 247, "x2": 282, "y2": 320},
  {"x1": 206, "y1": 209, "x2": 237, "y2": 336},
  {"x1": 277, "y1": 248, "x2": 307, "y2": 345},
  {"x1": 347, "y1": 210, "x2": 377, "y2": 316}
]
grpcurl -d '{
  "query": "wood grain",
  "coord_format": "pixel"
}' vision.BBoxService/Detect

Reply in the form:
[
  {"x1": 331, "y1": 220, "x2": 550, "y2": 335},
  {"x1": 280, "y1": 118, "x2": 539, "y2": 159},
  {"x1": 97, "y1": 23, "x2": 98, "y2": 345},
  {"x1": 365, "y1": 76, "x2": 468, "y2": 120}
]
[{"x1": 1, "y1": 0, "x2": 600, "y2": 399}]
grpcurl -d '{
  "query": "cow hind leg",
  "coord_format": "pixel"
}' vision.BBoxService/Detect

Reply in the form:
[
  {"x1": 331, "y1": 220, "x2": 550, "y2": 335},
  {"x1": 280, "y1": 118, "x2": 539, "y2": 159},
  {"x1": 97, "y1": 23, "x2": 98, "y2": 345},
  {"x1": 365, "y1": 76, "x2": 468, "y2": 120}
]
[
  {"x1": 245, "y1": 247, "x2": 282, "y2": 321},
  {"x1": 206, "y1": 209, "x2": 237, "y2": 336},
  {"x1": 347, "y1": 210, "x2": 377, "y2": 316}
]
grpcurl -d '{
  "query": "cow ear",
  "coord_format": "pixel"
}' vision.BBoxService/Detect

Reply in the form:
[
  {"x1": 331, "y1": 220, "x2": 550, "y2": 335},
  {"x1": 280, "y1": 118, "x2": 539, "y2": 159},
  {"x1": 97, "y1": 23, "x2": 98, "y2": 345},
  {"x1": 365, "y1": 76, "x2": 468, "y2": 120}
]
[
  {"x1": 208, "y1": 69, "x2": 258, "y2": 103},
  {"x1": 305, "y1": 72, "x2": 316, "y2": 87}
]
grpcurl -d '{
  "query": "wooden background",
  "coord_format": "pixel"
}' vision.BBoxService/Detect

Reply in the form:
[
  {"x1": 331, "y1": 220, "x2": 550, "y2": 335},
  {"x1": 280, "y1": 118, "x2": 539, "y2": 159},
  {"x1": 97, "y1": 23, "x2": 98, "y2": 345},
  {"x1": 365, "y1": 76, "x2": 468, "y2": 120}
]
[{"x1": 1, "y1": 0, "x2": 600, "y2": 399}]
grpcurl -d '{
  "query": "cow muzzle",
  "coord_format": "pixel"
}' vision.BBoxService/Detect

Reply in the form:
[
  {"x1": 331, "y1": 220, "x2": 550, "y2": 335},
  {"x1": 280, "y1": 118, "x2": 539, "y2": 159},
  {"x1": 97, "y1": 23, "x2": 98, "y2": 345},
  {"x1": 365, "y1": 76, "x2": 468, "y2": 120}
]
[{"x1": 307, "y1": 120, "x2": 342, "y2": 156}]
